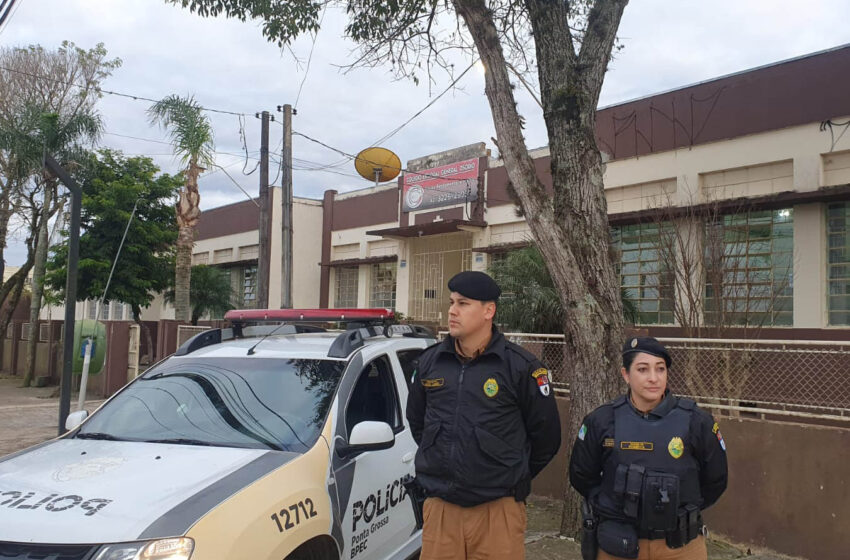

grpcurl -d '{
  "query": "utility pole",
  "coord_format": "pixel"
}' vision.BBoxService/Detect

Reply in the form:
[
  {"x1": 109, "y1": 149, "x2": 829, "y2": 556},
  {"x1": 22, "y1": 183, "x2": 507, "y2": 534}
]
[
  {"x1": 278, "y1": 104, "x2": 294, "y2": 309},
  {"x1": 256, "y1": 111, "x2": 272, "y2": 309},
  {"x1": 44, "y1": 155, "x2": 80, "y2": 435}
]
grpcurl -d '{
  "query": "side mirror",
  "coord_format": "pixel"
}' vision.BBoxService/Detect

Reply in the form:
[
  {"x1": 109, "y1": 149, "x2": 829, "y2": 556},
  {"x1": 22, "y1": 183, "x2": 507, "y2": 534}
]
[
  {"x1": 337, "y1": 421, "x2": 395, "y2": 457},
  {"x1": 65, "y1": 410, "x2": 89, "y2": 431}
]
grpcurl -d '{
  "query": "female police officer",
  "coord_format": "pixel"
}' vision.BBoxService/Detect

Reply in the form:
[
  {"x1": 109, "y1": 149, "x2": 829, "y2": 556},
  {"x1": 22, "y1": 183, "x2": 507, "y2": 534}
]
[{"x1": 569, "y1": 337, "x2": 727, "y2": 560}]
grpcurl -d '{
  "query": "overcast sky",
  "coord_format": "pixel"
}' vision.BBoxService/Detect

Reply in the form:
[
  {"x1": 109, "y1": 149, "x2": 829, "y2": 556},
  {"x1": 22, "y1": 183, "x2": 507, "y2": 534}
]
[{"x1": 2, "y1": 0, "x2": 849, "y2": 266}]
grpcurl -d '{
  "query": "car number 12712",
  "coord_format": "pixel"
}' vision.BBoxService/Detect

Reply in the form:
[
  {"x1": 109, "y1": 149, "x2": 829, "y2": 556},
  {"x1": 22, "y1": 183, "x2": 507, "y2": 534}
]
[{"x1": 270, "y1": 499, "x2": 318, "y2": 533}]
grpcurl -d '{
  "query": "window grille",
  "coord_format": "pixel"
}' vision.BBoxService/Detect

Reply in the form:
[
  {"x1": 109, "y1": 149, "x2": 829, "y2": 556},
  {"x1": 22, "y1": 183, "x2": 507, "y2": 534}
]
[
  {"x1": 827, "y1": 202, "x2": 850, "y2": 325},
  {"x1": 369, "y1": 263, "x2": 397, "y2": 309},
  {"x1": 611, "y1": 222, "x2": 675, "y2": 325},
  {"x1": 335, "y1": 266, "x2": 359, "y2": 308}
]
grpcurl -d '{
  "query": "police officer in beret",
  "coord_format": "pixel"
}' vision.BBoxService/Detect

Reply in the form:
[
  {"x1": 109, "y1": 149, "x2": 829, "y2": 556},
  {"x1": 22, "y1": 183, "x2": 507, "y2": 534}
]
[
  {"x1": 406, "y1": 271, "x2": 562, "y2": 560},
  {"x1": 569, "y1": 337, "x2": 728, "y2": 560}
]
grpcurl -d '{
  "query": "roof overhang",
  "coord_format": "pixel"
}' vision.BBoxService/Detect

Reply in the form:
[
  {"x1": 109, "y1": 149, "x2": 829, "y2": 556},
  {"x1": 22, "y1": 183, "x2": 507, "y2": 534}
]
[
  {"x1": 608, "y1": 184, "x2": 850, "y2": 227},
  {"x1": 367, "y1": 219, "x2": 487, "y2": 239},
  {"x1": 321, "y1": 255, "x2": 398, "y2": 267}
]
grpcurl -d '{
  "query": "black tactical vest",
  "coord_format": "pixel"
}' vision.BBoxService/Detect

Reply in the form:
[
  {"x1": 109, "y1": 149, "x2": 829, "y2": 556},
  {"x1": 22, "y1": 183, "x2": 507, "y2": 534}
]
[{"x1": 597, "y1": 395, "x2": 702, "y2": 533}]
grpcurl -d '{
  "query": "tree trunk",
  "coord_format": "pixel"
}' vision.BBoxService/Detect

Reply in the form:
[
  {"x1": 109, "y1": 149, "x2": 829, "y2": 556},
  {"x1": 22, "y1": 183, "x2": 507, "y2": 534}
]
[
  {"x1": 0, "y1": 183, "x2": 13, "y2": 285},
  {"x1": 174, "y1": 160, "x2": 202, "y2": 322},
  {"x1": 132, "y1": 305, "x2": 154, "y2": 368},
  {"x1": 23, "y1": 185, "x2": 53, "y2": 387},
  {"x1": 452, "y1": 0, "x2": 628, "y2": 537}
]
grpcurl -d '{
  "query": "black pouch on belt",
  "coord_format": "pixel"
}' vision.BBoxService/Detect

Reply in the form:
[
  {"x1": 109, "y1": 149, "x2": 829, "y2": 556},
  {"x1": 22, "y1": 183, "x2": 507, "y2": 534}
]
[
  {"x1": 597, "y1": 520, "x2": 639, "y2": 559},
  {"x1": 640, "y1": 472, "x2": 679, "y2": 533},
  {"x1": 580, "y1": 499, "x2": 598, "y2": 560}
]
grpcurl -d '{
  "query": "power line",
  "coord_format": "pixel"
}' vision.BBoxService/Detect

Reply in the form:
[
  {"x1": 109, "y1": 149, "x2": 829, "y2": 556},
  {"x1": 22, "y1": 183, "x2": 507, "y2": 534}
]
[
  {"x1": 0, "y1": 64, "x2": 247, "y2": 117},
  {"x1": 0, "y1": 0, "x2": 22, "y2": 35},
  {"x1": 103, "y1": 131, "x2": 259, "y2": 160},
  {"x1": 294, "y1": 5, "x2": 326, "y2": 110}
]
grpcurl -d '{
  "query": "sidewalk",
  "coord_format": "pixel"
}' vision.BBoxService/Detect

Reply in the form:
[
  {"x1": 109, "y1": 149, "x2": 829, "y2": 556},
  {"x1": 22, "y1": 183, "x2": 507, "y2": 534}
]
[
  {"x1": 0, "y1": 375, "x2": 801, "y2": 560},
  {"x1": 0, "y1": 375, "x2": 104, "y2": 456}
]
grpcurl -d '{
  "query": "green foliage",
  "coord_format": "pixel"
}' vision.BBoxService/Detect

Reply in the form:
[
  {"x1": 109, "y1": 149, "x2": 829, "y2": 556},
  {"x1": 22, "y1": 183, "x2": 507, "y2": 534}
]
[
  {"x1": 489, "y1": 246, "x2": 638, "y2": 333},
  {"x1": 147, "y1": 94, "x2": 214, "y2": 169},
  {"x1": 45, "y1": 149, "x2": 181, "y2": 316},
  {"x1": 168, "y1": 0, "x2": 322, "y2": 46},
  {"x1": 163, "y1": 265, "x2": 235, "y2": 325}
]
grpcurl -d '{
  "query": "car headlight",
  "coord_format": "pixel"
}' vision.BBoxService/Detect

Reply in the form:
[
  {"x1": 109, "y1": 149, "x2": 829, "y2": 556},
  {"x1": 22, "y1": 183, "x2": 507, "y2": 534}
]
[{"x1": 94, "y1": 538, "x2": 194, "y2": 560}]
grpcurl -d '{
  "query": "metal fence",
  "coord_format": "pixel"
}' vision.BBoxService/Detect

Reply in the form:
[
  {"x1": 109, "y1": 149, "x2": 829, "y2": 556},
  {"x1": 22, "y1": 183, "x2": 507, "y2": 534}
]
[
  {"x1": 442, "y1": 332, "x2": 850, "y2": 422},
  {"x1": 176, "y1": 325, "x2": 211, "y2": 347}
]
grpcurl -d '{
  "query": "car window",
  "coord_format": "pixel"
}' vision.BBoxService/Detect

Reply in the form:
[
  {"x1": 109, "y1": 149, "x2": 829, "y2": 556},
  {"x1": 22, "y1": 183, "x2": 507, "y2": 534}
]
[
  {"x1": 345, "y1": 355, "x2": 402, "y2": 437},
  {"x1": 77, "y1": 358, "x2": 345, "y2": 452},
  {"x1": 395, "y1": 349, "x2": 422, "y2": 389}
]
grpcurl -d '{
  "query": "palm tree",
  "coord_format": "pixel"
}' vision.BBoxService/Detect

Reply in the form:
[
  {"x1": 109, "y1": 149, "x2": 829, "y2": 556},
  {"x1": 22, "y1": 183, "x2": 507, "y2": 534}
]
[
  {"x1": 148, "y1": 95, "x2": 214, "y2": 322},
  {"x1": 164, "y1": 265, "x2": 235, "y2": 325}
]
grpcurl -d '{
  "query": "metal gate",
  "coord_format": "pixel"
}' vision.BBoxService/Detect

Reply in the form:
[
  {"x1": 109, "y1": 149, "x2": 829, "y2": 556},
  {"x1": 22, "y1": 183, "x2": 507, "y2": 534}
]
[
  {"x1": 409, "y1": 234, "x2": 472, "y2": 323},
  {"x1": 127, "y1": 324, "x2": 140, "y2": 382}
]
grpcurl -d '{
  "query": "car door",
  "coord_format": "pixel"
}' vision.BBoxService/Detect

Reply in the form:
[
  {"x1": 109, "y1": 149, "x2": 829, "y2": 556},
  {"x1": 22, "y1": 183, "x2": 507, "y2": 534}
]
[{"x1": 333, "y1": 350, "x2": 419, "y2": 560}]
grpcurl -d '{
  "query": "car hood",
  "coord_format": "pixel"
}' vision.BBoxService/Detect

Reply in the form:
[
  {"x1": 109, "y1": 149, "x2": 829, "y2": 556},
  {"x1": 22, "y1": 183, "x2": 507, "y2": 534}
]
[{"x1": 0, "y1": 439, "x2": 298, "y2": 544}]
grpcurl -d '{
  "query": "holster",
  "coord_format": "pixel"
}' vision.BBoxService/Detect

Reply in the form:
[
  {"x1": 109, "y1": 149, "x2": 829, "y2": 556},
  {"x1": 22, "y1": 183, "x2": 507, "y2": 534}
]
[
  {"x1": 401, "y1": 475, "x2": 426, "y2": 530},
  {"x1": 580, "y1": 499, "x2": 598, "y2": 560}
]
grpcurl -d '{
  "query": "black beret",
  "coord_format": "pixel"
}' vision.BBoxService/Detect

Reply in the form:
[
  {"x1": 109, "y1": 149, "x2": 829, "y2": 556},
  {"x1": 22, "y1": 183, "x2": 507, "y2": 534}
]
[
  {"x1": 447, "y1": 271, "x2": 501, "y2": 301},
  {"x1": 622, "y1": 336, "x2": 672, "y2": 368}
]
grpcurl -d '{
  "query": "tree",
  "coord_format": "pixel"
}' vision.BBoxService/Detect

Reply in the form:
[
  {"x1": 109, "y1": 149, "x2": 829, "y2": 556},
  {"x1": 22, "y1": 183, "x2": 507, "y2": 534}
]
[
  {"x1": 172, "y1": 0, "x2": 629, "y2": 534},
  {"x1": 490, "y1": 245, "x2": 638, "y2": 334},
  {"x1": 45, "y1": 149, "x2": 181, "y2": 364},
  {"x1": 164, "y1": 264, "x2": 235, "y2": 325},
  {"x1": 147, "y1": 95, "x2": 215, "y2": 324},
  {"x1": 0, "y1": 41, "x2": 120, "y2": 384}
]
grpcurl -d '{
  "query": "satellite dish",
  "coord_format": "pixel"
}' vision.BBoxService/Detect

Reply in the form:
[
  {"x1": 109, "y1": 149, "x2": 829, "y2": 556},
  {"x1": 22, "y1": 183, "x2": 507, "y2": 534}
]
[{"x1": 355, "y1": 147, "x2": 402, "y2": 186}]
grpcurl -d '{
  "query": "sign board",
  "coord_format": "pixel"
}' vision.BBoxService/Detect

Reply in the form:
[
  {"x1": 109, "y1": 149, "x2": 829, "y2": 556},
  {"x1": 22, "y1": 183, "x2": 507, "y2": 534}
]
[{"x1": 402, "y1": 158, "x2": 479, "y2": 212}]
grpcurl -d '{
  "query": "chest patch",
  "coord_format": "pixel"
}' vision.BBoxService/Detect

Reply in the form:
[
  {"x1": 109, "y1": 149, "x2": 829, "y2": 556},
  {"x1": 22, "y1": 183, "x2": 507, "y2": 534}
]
[
  {"x1": 421, "y1": 378, "x2": 445, "y2": 388},
  {"x1": 620, "y1": 441, "x2": 654, "y2": 451},
  {"x1": 483, "y1": 378, "x2": 499, "y2": 398},
  {"x1": 668, "y1": 436, "x2": 684, "y2": 459}
]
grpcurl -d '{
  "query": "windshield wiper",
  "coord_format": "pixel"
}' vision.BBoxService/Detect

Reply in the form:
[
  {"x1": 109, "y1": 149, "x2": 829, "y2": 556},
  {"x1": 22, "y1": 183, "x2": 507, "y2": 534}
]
[
  {"x1": 145, "y1": 438, "x2": 219, "y2": 447},
  {"x1": 76, "y1": 432, "x2": 123, "y2": 441}
]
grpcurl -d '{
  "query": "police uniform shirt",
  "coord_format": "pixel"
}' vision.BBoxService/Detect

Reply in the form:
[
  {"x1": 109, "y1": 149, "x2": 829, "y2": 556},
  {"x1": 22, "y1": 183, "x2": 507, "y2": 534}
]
[
  {"x1": 406, "y1": 327, "x2": 562, "y2": 507},
  {"x1": 569, "y1": 390, "x2": 728, "y2": 512}
]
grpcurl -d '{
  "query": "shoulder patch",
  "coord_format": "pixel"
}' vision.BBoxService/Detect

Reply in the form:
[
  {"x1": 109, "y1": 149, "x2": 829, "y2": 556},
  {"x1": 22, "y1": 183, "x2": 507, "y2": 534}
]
[
  {"x1": 578, "y1": 424, "x2": 587, "y2": 441},
  {"x1": 712, "y1": 422, "x2": 719, "y2": 434}
]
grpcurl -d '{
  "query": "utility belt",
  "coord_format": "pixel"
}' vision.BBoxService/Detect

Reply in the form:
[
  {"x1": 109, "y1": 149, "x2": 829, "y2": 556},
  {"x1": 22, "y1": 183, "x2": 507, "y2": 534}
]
[{"x1": 581, "y1": 466, "x2": 704, "y2": 559}]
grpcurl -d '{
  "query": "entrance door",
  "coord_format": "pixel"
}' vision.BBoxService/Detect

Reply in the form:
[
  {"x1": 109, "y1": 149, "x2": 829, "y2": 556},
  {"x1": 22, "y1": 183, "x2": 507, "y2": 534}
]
[{"x1": 409, "y1": 233, "x2": 472, "y2": 325}]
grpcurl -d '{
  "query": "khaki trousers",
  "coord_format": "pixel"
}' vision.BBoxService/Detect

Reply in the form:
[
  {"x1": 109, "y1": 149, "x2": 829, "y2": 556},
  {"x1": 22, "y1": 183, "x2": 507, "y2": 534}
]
[
  {"x1": 597, "y1": 535, "x2": 707, "y2": 560},
  {"x1": 420, "y1": 497, "x2": 527, "y2": 560}
]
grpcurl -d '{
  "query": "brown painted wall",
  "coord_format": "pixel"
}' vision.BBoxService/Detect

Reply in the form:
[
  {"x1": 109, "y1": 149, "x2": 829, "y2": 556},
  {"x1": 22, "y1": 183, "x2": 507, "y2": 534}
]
[
  {"x1": 103, "y1": 322, "x2": 131, "y2": 397},
  {"x1": 596, "y1": 46, "x2": 850, "y2": 161},
  {"x1": 332, "y1": 189, "x2": 398, "y2": 231},
  {"x1": 196, "y1": 199, "x2": 260, "y2": 241},
  {"x1": 533, "y1": 397, "x2": 848, "y2": 560},
  {"x1": 487, "y1": 156, "x2": 554, "y2": 208},
  {"x1": 413, "y1": 207, "x2": 464, "y2": 225}
]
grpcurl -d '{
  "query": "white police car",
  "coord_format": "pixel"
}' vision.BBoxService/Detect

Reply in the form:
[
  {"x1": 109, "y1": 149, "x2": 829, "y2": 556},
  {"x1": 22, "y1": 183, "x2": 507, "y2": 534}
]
[{"x1": 0, "y1": 309, "x2": 432, "y2": 560}]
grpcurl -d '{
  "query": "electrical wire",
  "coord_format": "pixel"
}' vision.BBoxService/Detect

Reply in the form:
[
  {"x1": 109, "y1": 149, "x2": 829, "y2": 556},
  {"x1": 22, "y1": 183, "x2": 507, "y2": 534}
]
[
  {"x1": 103, "y1": 131, "x2": 259, "y2": 160},
  {"x1": 0, "y1": 0, "x2": 21, "y2": 35},
  {"x1": 294, "y1": 5, "x2": 326, "y2": 111},
  {"x1": 0, "y1": 64, "x2": 247, "y2": 117}
]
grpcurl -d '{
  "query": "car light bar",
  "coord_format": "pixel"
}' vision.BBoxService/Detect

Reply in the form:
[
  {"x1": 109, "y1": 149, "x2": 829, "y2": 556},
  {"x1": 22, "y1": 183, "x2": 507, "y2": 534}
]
[{"x1": 224, "y1": 308, "x2": 395, "y2": 323}]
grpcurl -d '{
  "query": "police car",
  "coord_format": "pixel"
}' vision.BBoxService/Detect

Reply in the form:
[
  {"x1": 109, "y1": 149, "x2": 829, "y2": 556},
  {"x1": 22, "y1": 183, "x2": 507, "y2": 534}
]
[{"x1": 0, "y1": 309, "x2": 433, "y2": 560}]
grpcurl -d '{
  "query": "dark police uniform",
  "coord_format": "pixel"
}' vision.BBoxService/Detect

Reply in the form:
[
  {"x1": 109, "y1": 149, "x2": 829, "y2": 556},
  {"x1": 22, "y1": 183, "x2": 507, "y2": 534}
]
[
  {"x1": 407, "y1": 326, "x2": 562, "y2": 506},
  {"x1": 406, "y1": 271, "x2": 561, "y2": 559},
  {"x1": 569, "y1": 338, "x2": 728, "y2": 560}
]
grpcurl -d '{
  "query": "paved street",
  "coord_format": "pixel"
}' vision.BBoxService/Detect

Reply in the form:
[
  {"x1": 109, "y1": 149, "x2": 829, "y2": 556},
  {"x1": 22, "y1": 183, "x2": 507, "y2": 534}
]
[{"x1": 0, "y1": 375, "x2": 799, "y2": 559}]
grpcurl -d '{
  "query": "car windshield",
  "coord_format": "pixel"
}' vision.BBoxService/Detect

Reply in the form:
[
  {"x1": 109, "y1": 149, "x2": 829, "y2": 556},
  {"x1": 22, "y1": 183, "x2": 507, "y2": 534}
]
[{"x1": 77, "y1": 357, "x2": 345, "y2": 452}]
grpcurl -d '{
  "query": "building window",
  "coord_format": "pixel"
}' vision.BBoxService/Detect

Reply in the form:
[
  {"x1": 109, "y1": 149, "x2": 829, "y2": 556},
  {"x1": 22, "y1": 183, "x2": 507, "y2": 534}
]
[
  {"x1": 214, "y1": 248, "x2": 233, "y2": 264},
  {"x1": 101, "y1": 301, "x2": 110, "y2": 320},
  {"x1": 192, "y1": 252, "x2": 209, "y2": 265},
  {"x1": 239, "y1": 244, "x2": 259, "y2": 260},
  {"x1": 370, "y1": 263, "x2": 397, "y2": 309},
  {"x1": 87, "y1": 300, "x2": 97, "y2": 320},
  {"x1": 335, "y1": 266, "x2": 359, "y2": 308},
  {"x1": 39, "y1": 323, "x2": 50, "y2": 342},
  {"x1": 705, "y1": 209, "x2": 793, "y2": 327},
  {"x1": 611, "y1": 223, "x2": 675, "y2": 325},
  {"x1": 242, "y1": 265, "x2": 257, "y2": 308},
  {"x1": 827, "y1": 202, "x2": 850, "y2": 326}
]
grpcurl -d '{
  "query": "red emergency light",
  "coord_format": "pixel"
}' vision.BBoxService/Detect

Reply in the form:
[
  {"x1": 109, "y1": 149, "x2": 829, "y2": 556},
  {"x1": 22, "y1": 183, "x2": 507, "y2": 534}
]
[{"x1": 224, "y1": 308, "x2": 395, "y2": 323}]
